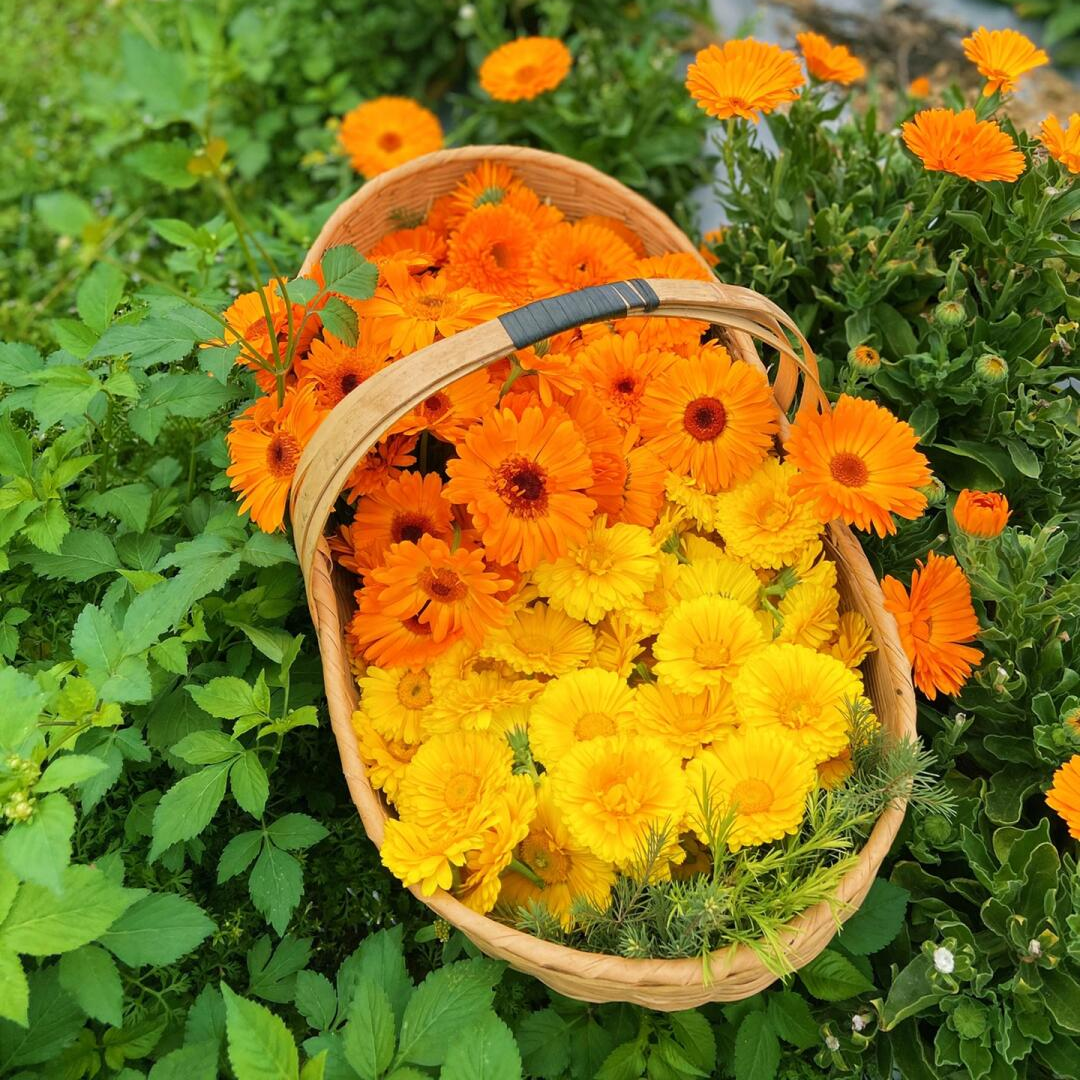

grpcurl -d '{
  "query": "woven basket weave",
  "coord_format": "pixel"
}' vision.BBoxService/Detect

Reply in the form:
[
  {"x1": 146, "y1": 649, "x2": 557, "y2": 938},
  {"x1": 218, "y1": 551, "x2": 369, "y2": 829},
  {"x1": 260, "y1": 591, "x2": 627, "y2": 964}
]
[{"x1": 290, "y1": 146, "x2": 917, "y2": 1010}]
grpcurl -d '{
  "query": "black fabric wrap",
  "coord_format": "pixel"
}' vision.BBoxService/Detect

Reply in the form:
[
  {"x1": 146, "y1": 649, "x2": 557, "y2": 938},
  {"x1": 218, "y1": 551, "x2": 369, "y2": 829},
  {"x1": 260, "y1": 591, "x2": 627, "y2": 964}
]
[{"x1": 499, "y1": 278, "x2": 660, "y2": 349}]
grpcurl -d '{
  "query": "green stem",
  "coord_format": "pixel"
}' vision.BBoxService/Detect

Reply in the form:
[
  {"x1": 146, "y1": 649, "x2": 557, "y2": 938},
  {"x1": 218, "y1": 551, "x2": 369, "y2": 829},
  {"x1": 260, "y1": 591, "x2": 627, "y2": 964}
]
[
  {"x1": 873, "y1": 174, "x2": 950, "y2": 275},
  {"x1": 507, "y1": 857, "x2": 545, "y2": 889}
]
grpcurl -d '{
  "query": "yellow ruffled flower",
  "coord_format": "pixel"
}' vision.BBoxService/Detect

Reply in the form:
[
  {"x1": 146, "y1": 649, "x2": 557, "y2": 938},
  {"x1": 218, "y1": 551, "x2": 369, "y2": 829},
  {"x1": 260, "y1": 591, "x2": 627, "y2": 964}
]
[
  {"x1": 685, "y1": 727, "x2": 815, "y2": 851},
  {"x1": 499, "y1": 777, "x2": 617, "y2": 928},
  {"x1": 381, "y1": 814, "x2": 485, "y2": 896},
  {"x1": 673, "y1": 553, "x2": 761, "y2": 610},
  {"x1": 817, "y1": 748, "x2": 854, "y2": 790},
  {"x1": 681, "y1": 533, "x2": 726, "y2": 562},
  {"x1": 654, "y1": 595, "x2": 767, "y2": 693},
  {"x1": 664, "y1": 472, "x2": 720, "y2": 531},
  {"x1": 623, "y1": 550, "x2": 681, "y2": 636},
  {"x1": 775, "y1": 579, "x2": 840, "y2": 650},
  {"x1": 550, "y1": 734, "x2": 688, "y2": 863},
  {"x1": 637, "y1": 682, "x2": 737, "y2": 758},
  {"x1": 714, "y1": 458, "x2": 824, "y2": 568},
  {"x1": 528, "y1": 667, "x2": 637, "y2": 766},
  {"x1": 533, "y1": 516, "x2": 658, "y2": 624},
  {"x1": 421, "y1": 668, "x2": 540, "y2": 737},
  {"x1": 358, "y1": 665, "x2": 433, "y2": 744},
  {"x1": 480, "y1": 602, "x2": 595, "y2": 676},
  {"x1": 589, "y1": 611, "x2": 647, "y2": 678},
  {"x1": 829, "y1": 611, "x2": 876, "y2": 669},
  {"x1": 733, "y1": 643, "x2": 867, "y2": 763},
  {"x1": 352, "y1": 709, "x2": 419, "y2": 804}
]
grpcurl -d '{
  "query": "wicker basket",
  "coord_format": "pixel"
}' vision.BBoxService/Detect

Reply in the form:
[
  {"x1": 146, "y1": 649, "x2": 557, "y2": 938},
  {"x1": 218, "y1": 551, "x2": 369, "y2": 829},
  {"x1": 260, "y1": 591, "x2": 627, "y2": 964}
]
[{"x1": 289, "y1": 146, "x2": 917, "y2": 1010}]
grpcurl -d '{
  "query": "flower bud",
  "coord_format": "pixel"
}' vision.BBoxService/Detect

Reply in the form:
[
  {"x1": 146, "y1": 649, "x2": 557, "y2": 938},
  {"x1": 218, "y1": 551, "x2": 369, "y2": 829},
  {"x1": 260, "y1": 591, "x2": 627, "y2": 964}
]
[
  {"x1": 825, "y1": 1034, "x2": 841, "y2": 1052},
  {"x1": 954, "y1": 489, "x2": 1010, "y2": 538},
  {"x1": 975, "y1": 353, "x2": 1008, "y2": 384},
  {"x1": 933, "y1": 946, "x2": 955, "y2": 974},
  {"x1": 919, "y1": 476, "x2": 947, "y2": 507},
  {"x1": 934, "y1": 299, "x2": 967, "y2": 328},
  {"x1": 847, "y1": 344, "x2": 881, "y2": 374},
  {"x1": 851, "y1": 1014, "x2": 868, "y2": 1032}
]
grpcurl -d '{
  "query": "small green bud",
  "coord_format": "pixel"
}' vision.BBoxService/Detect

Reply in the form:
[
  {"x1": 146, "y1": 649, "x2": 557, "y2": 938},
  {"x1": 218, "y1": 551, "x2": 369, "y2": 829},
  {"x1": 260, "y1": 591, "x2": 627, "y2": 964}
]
[
  {"x1": 975, "y1": 353, "x2": 1009, "y2": 384},
  {"x1": 847, "y1": 344, "x2": 881, "y2": 374},
  {"x1": 434, "y1": 918, "x2": 451, "y2": 943},
  {"x1": 919, "y1": 476, "x2": 947, "y2": 506},
  {"x1": 934, "y1": 299, "x2": 967, "y2": 328},
  {"x1": 4, "y1": 793, "x2": 34, "y2": 822},
  {"x1": 922, "y1": 814, "x2": 953, "y2": 845}
]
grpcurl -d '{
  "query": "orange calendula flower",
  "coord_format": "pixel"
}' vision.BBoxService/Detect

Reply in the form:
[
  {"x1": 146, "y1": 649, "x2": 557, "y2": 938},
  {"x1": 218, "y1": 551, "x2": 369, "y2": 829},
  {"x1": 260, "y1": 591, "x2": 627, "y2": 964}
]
[
  {"x1": 358, "y1": 262, "x2": 507, "y2": 357},
  {"x1": 638, "y1": 343, "x2": 779, "y2": 493},
  {"x1": 908, "y1": 76, "x2": 931, "y2": 98},
  {"x1": 796, "y1": 31, "x2": 866, "y2": 86},
  {"x1": 225, "y1": 384, "x2": 325, "y2": 533},
  {"x1": 444, "y1": 405, "x2": 597, "y2": 570},
  {"x1": 1040, "y1": 114, "x2": 1080, "y2": 173},
  {"x1": 300, "y1": 332, "x2": 388, "y2": 410},
  {"x1": 954, "y1": 489, "x2": 1010, "y2": 539},
  {"x1": 1047, "y1": 755, "x2": 1080, "y2": 840},
  {"x1": 635, "y1": 252, "x2": 714, "y2": 283},
  {"x1": 686, "y1": 39, "x2": 805, "y2": 123},
  {"x1": 338, "y1": 97, "x2": 443, "y2": 179},
  {"x1": 391, "y1": 369, "x2": 499, "y2": 444},
  {"x1": 342, "y1": 434, "x2": 418, "y2": 503},
  {"x1": 961, "y1": 27, "x2": 1048, "y2": 96},
  {"x1": 901, "y1": 108, "x2": 1025, "y2": 182},
  {"x1": 529, "y1": 221, "x2": 639, "y2": 298},
  {"x1": 577, "y1": 332, "x2": 676, "y2": 428},
  {"x1": 367, "y1": 226, "x2": 448, "y2": 277},
  {"x1": 579, "y1": 215, "x2": 646, "y2": 257},
  {"x1": 882, "y1": 552, "x2": 983, "y2": 700},
  {"x1": 785, "y1": 394, "x2": 931, "y2": 537},
  {"x1": 698, "y1": 227, "x2": 727, "y2": 269},
  {"x1": 444, "y1": 162, "x2": 565, "y2": 234},
  {"x1": 446, "y1": 203, "x2": 539, "y2": 302},
  {"x1": 479, "y1": 37, "x2": 573, "y2": 102}
]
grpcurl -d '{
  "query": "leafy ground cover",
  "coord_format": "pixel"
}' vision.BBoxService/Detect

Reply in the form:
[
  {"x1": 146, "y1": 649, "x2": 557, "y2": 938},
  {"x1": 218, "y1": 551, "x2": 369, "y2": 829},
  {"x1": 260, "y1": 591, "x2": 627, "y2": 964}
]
[{"x1": 1, "y1": 2, "x2": 1078, "y2": 1079}]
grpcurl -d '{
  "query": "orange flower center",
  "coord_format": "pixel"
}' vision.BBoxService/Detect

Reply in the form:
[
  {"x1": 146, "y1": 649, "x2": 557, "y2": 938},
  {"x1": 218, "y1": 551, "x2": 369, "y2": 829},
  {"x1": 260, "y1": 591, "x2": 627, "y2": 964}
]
[
  {"x1": 693, "y1": 640, "x2": 731, "y2": 669},
  {"x1": 402, "y1": 614, "x2": 433, "y2": 638},
  {"x1": 406, "y1": 293, "x2": 446, "y2": 320},
  {"x1": 575, "y1": 711, "x2": 617, "y2": 740},
  {"x1": 683, "y1": 396, "x2": 728, "y2": 441},
  {"x1": 731, "y1": 778, "x2": 774, "y2": 814},
  {"x1": 419, "y1": 567, "x2": 468, "y2": 604},
  {"x1": 829, "y1": 451, "x2": 869, "y2": 488},
  {"x1": 396, "y1": 670, "x2": 433, "y2": 710},
  {"x1": 672, "y1": 709, "x2": 706, "y2": 734},
  {"x1": 421, "y1": 392, "x2": 450, "y2": 421},
  {"x1": 520, "y1": 832, "x2": 571, "y2": 884},
  {"x1": 515, "y1": 64, "x2": 539, "y2": 84},
  {"x1": 378, "y1": 130, "x2": 404, "y2": 153},
  {"x1": 391, "y1": 511, "x2": 436, "y2": 545},
  {"x1": 599, "y1": 780, "x2": 641, "y2": 816},
  {"x1": 489, "y1": 241, "x2": 512, "y2": 269},
  {"x1": 266, "y1": 433, "x2": 302, "y2": 478},
  {"x1": 778, "y1": 701, "x2": 811, "y2": 729},
  {"x1": 443, "y1": 772, "x2": 480, "y2": 811},
  {"x1": 494, "y1": 456, "x2": 549, "y2": 518}
]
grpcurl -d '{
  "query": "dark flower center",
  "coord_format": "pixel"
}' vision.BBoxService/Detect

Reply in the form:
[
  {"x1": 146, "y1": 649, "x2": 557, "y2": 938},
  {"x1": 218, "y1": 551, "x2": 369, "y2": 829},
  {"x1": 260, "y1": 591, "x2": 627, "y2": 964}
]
[{"x1": 683, "y1": 396, "x2": 728, "y2": 441}]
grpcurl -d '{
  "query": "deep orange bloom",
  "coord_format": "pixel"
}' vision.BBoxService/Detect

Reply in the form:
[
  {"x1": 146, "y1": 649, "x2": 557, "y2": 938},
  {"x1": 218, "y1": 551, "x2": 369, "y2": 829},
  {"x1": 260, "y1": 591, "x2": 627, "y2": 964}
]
[
  {"x1": 338, "y1": 97, "x2": 443, "y2": 179},
  {"x1": 785, "y1": 395, "x2": 931, "y2": 537},
  {"x1": 638, "y1": 343, "x2": 779, "y2": 493},
  {"x1": 390, "y1": 369, "x2": 499, "y2": 445},
  {"x1": 579, "y1": 215, "x2": 646, "y2": 257},
  {"x1": 343, "y1": 435, "x2": 417, "y2": 503},
  {"x1": 902, "y1": 108, "x2": 1025, "y2": 182},
  {"x1": 908, "y1": 76, "x2": 932, "y2": 98},
  {"x1": 225, "y1": 384, "x2": 325, "y2": 533},
  {"x1": 796, "y1": 31, "x2": 866, "y2": 86},
  {"x1": 562, "y1": 389, "x2": 629, "y2": 518},
  {"x1": 529, "y1": 221, "x2": 639, "y2": 298},
  {"x1": 347, "y1": 600, "x2": 448, "y2": 670},
  {"x1": 954, "y1": 490, "x2": 1010, "y2": 539},
  {"x1": 446, "y1": 203, "x2": 539, "y2": 302},
  {"x1": 576, "y1": 331, "x2": 676, "y2": 428},
  {"x1": 358, "y1": 262, "x2": 507, "y2": 356},
  {"x1": 300, "y1": 332, "x2": 388, "y2": 410},
  {"x1": 635, "y1": 251, "x2": 714, "y2": 282},
  {"x1": 615, "y1": 440, "x2": 667, "y2": 528},
  {"x1": 698, "y1": 228, "x2": 727, "y2": 269},
  {"x1": 444, "y1": 162, "x2": 565, "y2": 233},
  {"x1": 962, "y1": 27, "x2": 1048, "y2": 95},
  {"x1": 479, "y1": 37, "x2": 572, "y2": 102},
  {"x1": 444, "y1": 405, "x2": 596, "y2": 569},
  {"x1": 1047, "y1": 755, "x2": 1080, "y2": 840},
  {"x1": 1040, "y1": 114, "x2": 1080, "y2": 174},
  {"x1": 367, "y1": 226, "x2": 448, "y2": 276},
  {"x1": 686, "y1": 39, "x2": 804, "y2": 123},
  {"x1": 882, "y1": 552, "x2": 983, "y2": 699}
]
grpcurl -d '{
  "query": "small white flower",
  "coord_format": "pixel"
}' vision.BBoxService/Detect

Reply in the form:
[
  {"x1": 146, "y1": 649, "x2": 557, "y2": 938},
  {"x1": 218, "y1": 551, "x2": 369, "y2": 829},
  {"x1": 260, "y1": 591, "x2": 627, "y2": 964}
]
[
  {"x1": 851, "y1": 1014, "x2": 868, "y2": 1032},
  {"x1": 458, "y1": 3, "x2": 476, "y2": 19},
  {"x1": 933, "y1": 946, "x2": 955, "y2": 974},
  {"x1": 825, "y1": 1034, "x2": 841, "y2": 1052},
  {"x1": 1029, "y1": 939, "x2": 1042, "y2": 957}
]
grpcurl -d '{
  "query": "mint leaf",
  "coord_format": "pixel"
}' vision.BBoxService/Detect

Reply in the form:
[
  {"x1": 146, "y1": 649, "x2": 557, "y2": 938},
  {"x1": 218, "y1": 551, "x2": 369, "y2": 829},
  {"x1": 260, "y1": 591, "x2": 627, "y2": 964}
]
[
  {"x1": 58, "y1": 945, "x2": 123, "y2": 1026},
  {"x1": 150, "y1": 761, "x2": 231, "y2": 860},
  {"x1": 342, "y1": 978, "x2": 395, "y2": 1080},
  {"x1": 99, "y1": 893, "x2": 215, "y2": 967},
  {"x1": 837, "y1": 879, "x2": 909, "y2": 955},
  {"x1": 734, "y1": 1012, "x2": 780, "y2": 1080},
  {"x1": 0, "y1": 793, "x2": 75, "y2": 892},
  {"x1": 798, "y1": 949, "x2": 875, "y2": 1002},
  {"x1": 440, "y1": 1013, "x2": 521, "y2": 1080},
  {"x1": 221, "y1": 984, "x2": 299, "y2": 1080}
]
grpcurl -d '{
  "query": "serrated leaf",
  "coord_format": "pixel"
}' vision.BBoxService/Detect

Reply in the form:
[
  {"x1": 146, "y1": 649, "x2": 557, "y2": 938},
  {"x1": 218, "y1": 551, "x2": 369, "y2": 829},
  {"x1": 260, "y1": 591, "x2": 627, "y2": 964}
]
[
  {"x1": 126, "y1": 141, "x2": 200, "y2": 189},
  {"x1": 294, "y1": 970, "x2": 337, "y2": 1031},
  {"x1": 0, "y1": 950, "x2": 28, "y2": 1026},
  {"x1": 837, "y1": 879, "x2": 909, "y2": 955},
  {"x1": 149, "y1": 761, "x2": 231, "y2": 860},
  {"x1": 319, "y1": 246, "x2": 378, "y2": 301},
  {"x1": 246, "y1": 934, "x2": 312, "y2": 1004},
  {"x1": 515, "y1": 1009, "x2": 569, "y2": 1080},
  {"x1": 99, "y1": 893, "x2": 215, "y2": 966},
  {"x1": 440, "y1": 1013, "x2": 521, "y2": 1080},
  {"x1": 0, "y1": 793, "x2": 75, "y2": 892},
  {"x1": 266, "y1": 814, "x2": 329, "y2": 852},
  {"x1": 189, "y1": 677, "x2": 263, "y2": 720},
  {"x1": 21, "y1": 530, "x2": 119, "y2": 582},
  {"x1": 0, "y1": 416, "x2": 33, "y2": 477},
  {"x1": 342, "y1": 978, "x2": 395, "y2": 1080},
  {"x1": 231, "y1": 752, "x2": 269, "y2": 818},
  {"x1": 798, "y1": 950, "x2": 875, "y2": 1002},
  {"x1": 36, "y1": 754, "x2": 108, "y2": 792},
  {"x1": 249, "y1": 844, "x2": 303, "y2": 935},
  {"x1": 319, "y1": 296, "x2": 358, "y2": 345},
  {"x1": 734, "y1": 1012, "x2": 780, "y2": 1080},
  {"x1": 337, "y1": 926, "x2": 413, "y2": 1029},
  {"x1": 58, "y1": 945, "x2": 123, "y2": 1026},
  {"x1": 221, "y1": 984, "x2": 299, "y2": 1080},
  {"x1": 85, "y1": 483, "x2": 154, "y2": 532},
  {"x1": 765, "y1": 991, "x2": 818, "y2": 1050},
  {"x1": 77, "y1": 263, "x2": 126, "y2": 333},
  {"x1": 0, "y1": 966, "x2": 85, "y2": 1068},
  {"x1": 147, "y1": 1041, "x2": 218, "y2": 1080},
  {"x1": 218, "y1": 831, "x2": 264, "y2": 884},
  {"x1": 52, "y1": 318, "x2": 98, "y2": 359},
  {"x1": 24, "y1": 500, "x2": 70, "y2": 554},
  {"x1": 172, "y1": 730, "x2": 243, "y2": 765}
]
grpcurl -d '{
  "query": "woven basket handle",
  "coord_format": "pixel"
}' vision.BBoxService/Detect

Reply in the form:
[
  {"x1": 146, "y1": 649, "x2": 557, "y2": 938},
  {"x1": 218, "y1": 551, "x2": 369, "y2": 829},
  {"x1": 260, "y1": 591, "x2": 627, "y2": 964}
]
[{"x1": 290, "y1": 276, "x2": 823, "y2": 589}]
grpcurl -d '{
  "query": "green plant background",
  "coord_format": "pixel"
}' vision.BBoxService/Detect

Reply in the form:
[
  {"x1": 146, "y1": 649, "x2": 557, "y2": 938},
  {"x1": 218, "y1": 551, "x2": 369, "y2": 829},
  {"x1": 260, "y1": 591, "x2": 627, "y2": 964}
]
[{"x1": 1, "y1": 1, "x2": 1079, "y2": 1078}]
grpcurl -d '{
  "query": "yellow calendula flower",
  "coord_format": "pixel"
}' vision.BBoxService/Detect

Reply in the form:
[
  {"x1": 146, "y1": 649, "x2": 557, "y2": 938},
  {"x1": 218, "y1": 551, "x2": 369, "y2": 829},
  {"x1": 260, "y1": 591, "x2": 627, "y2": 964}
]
[
  {"x1": 528, "y1": 667, "x2": 637, "y2": 765},
  {"x1": 480, "y1": 602, "x2": 595, "y2": 676},
  {"x1": 734, "y1": 643, "x2": 867, "y2": 763},
  {"x1": 533, "y1": 516, "x2": 658, "y2": 624},
  {"x1": 686, "y1": 727, "x2": 815, "y2": 850},
  {"x1": 589, "y1": 611, "x2": 647, "y2": 678},
  {"x1": 499, "y1": 778, "x2": 617, "y2": 928},
  {"x1": 457, "y1": 775, "x2": 537, "y2": 914},
  {"x1": 775, "y1": 579, "x2": 840, "y2": 650},
  {"x1": 817, "y1": 747, "x2": 854, "y2": 790},
  {"x1": 664, "y1": 472, "x2": 719, "y2": 531},
  {"x1": 421, "y1": 668, "x2": 540, "y2": 737},
  {"x1": 715, "y1": 458, "x2": 824, "y2": 568},
  {"x1": 673, "y1": 553, "x2": 761, "y2": 610},
  {"x1": 380, "y1": 813, "x2": 485, "y2": 896},
  {"x1": 829, "y1": 611, "x2": 876, "y2": 669},
  {"x1": 637, "y1": 682, "x2": 738, "y2": 758},
  {"x1": 353, "y1": 711, "x2": 420, "y2": 804},
  {"x1": 623, "y1": 550, "x2": 681, "y2": 636},
  {"x1": 358, "y1": 665, "x2": 433, "y2": 744},
  {"x1": 681, "y1": 533, "x2": 726, "y2": 562},
  {"x1": 651, "y1": 500, "x2": 691, "y2": 547},
  {"x1": 550, "y1": 734, "x2": 687, "y2": 863},
  {"x1": 654, "y1": 595, "x2": 767, "y2": 693},
  {"x1": 395, "y1": 730, "x2": 513, "y2": 832}
]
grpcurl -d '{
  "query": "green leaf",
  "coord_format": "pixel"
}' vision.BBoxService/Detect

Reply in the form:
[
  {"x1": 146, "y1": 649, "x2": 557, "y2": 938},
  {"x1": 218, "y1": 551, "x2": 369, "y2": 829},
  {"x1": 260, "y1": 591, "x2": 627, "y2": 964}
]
[
  {"x1": 149, "y1": 218, "x2": 202, "y2": 248},
  {"x1": 319, "y1": 246, "x2": 378, "y2": 301},
  {"x1": 266, "y1": 814, "x2": 329, "y2": 852},
  {"x1": 0, "y1": 967, "x2": 85, "y2": 1069},
  {"x1": 342, "y1": 978, "x2": 395, "y2": 1080},
  {"x1": 668, "y1": 1009, "x2": 717, "y2": 1073},
  {"x1": 338, "y1": 926, "x2": 413, "y2": 1029},
  {"x1": 0, "y1": 951, "x2": 28, "y2": 1026},
  {"x1": 0, "y1": 416, "x2": 33, "y2": 478},
  {"x1": 231, "y1": 752, "x2": 269, "y2": 818},
  {"x1": 23, "y1": 500, "x2": 70, "y2": 554},
  {"x1": 85, "y1": 483, "x2": 154, "y2": 532},
  {"x1": 765, "y1": 991, "x2": 818, "y2": 1050},
  {"x1": 837, "y1": 879, "x2": 909, "y2": 955},
  {"x1": 52, "y1": 317, "x2": 98, "y2": 359},
  {"x1": 1005, "y1": 439, "x2": 1041, "y2": 479},
  {"x1": 77, "y1": 263, "x2": 126, "y2": 333},
  {"x1": 319, "y1": 296, "x2": 358, "y2": 346},
  {"x1": 733, "y1": 1012, "x2": 780, "y2": 1080},
  {"x1": 147, "y1": 1042, "x2": 219, "y2": 1080},
  {"x1": 440, "y1": 1013, "x2": 522, "y2": 1080},
  {"x1": 798, "y1": 950, "x2": 875, "y2": 1002},
  {"x1": 300, "y1": 1051, "x2": 328, "y2": 1080},
  {"x1": 32, "y1": 366, "x2": 100, "y2": 427},
  {"x1": 249, "y1": 844, "x2": 303, "y2": 935},
  {"x1": 21, "y1": 530, "x2": 119, "y2": 582},
  {"x1": 126, "y1": 141, "x2": 200, "y2": 189},
  {"x1": 0, "y1": 792, "x2": 75, "y2": 892},
  {"x1": 36, "y1": 754, "x2": 108, "y2": 793},
  {"x1": 1043, "y1": 969, "x2": 1080, "y2": 1034},
  {"x1": 99, "y1": 893, "x2": 215, "y2": 966},
  {"x1": 35, "y1": 191, "x2": 95, "y2": 236},
  {"x1": 172, "y1": 730, "x2": 243, "y2": 765},
  {"x1": 0, "y1": 864, "x2": 138, "y2": 955},
  {"x1": 189, "y1": 677, "x2": 264, "y2": 720},
  {"x1": 58, "y1": 945, "x2": 123, "y2": 1026},
  {"x1": 397, "y1": 959, "x2": 502, "y2": 1067},
  {"x1": 219, "y1": 831, "x2": 264, "y2": 884},
  {"x1": 515, "y1": 1009, "x2": 569, "y2": 1080},
  {"x1": 294, "y1": 970, "x2": 337, "y2": 1031},
  {"x1": 595, "y1": 1043, "x2": 646, "y2": 1080},
  {"x1": 221, "y1": 984, "x2": 299, "y2": 1080},
  {"x1": 234, "y1": 623, "x2": 294, "y2": 664},
  {"x1": 0, "y1": 342, "x2": 44, "y2": 389},
  {"x1": 878, "y1": 955, "x2": 937, "y2": 1030},
  {"x1": 247, "y1": 934, "x2": 312, "y2": 1004},
  {"x1": 150, "y1": 761, "x2": 231, "y2": 860},
  {"x1": 199, "y1": 343, "x2": 239, "y2": 382},
  {"x1": 946, "y1": 210, "x2": 994, "y2": 247}
]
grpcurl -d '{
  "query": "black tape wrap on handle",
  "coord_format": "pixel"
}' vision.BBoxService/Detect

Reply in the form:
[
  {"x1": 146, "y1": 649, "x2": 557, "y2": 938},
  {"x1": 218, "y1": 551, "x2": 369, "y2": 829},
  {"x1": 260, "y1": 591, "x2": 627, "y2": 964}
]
[{"x1": 498, "y1": 278, "x2": 661, "y2": 350}]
